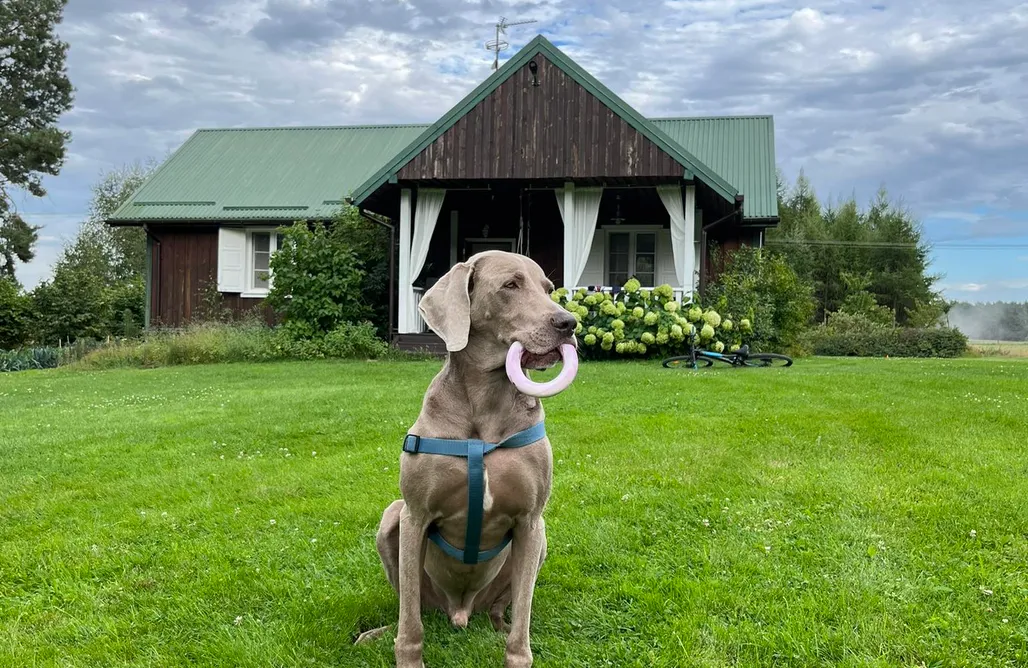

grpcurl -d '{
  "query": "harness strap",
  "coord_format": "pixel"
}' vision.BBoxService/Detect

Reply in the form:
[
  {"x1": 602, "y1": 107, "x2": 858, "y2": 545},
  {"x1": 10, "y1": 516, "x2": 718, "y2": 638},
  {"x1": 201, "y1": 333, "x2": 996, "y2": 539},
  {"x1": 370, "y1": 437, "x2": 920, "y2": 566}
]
[
  {"x1": 464, "y1": 439, "x2": 485, "y2": 564},
  {"x1": 400, "y1": 422, "x2": 546, "y2": 565}
]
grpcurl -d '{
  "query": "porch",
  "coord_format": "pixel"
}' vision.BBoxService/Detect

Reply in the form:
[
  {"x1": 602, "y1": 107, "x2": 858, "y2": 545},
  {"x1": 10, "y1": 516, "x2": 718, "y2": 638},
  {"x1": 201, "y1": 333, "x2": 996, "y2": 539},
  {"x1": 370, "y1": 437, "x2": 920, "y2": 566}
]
[{"x1": 393, "y1": 180, "x2": 702, "y2": 338}]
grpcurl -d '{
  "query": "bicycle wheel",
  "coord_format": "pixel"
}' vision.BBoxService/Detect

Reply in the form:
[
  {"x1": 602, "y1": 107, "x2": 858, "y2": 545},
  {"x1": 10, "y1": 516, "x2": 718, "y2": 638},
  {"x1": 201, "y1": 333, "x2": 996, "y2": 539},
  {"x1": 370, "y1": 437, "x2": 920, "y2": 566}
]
[
  {"x1": 662, "y1": 355, "x2": 713, "y2": 369},
  {"x1": 744, "y1": 353, "x2": 793, "y2": 367}
]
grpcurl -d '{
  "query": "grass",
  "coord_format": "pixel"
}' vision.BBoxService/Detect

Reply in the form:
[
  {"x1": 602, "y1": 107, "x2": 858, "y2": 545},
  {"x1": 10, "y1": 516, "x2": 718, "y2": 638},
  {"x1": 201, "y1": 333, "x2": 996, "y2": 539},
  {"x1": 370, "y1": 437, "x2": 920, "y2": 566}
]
[
  {"x1": 968, "y1": 340, "x2": 1028, "y2": 358},
  {"x1": 1, "y1": 358, "x2": 1026, "y2": 667}
]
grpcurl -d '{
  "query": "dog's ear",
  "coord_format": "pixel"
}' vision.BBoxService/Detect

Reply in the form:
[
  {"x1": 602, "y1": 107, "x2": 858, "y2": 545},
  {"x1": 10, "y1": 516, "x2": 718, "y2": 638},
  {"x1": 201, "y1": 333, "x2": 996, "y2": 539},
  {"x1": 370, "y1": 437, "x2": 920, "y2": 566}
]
[{"x1": 419, "y1": 259, "x2": 475, "y2": 352}]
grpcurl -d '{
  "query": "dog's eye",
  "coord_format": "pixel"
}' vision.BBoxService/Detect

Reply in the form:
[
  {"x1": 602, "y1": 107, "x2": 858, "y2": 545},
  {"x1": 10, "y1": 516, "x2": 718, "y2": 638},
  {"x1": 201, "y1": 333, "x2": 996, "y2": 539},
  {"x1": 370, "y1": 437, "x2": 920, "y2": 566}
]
[{"x1": 504, "y1": 280, "x2": 519, "y2": 290}]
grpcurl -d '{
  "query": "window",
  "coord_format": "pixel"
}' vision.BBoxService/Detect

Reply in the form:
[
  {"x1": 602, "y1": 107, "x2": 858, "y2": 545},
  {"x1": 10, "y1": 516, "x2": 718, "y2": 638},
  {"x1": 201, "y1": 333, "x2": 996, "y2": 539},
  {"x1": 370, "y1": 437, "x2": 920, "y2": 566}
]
[
  {"x1": 606, "y1": 229, "x2": 657, "y2": 287},
  {"x1": 243, "y1": 229, "x2": 284, "y2": 296}
]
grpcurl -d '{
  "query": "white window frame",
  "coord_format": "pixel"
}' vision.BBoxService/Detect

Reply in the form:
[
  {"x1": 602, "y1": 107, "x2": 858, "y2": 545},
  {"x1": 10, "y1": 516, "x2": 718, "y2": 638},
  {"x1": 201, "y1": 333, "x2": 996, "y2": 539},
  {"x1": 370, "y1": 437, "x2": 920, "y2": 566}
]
[
  {"x1": 602, "y1": 225, "x2": 662, "y2": 288},
  {"x1": 241, "y1": 227, "x2": 283, "y2": 298}
]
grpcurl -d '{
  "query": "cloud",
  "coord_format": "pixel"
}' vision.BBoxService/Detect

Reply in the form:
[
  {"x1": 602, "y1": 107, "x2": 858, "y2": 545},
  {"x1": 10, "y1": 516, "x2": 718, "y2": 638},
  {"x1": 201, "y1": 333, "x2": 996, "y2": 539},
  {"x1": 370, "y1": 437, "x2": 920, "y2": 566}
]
[
  {"x1": 944, "y1": 282, "x2": 988, "y2": 293},
  {"x1": 11, "y1": 0, "x2": 1028, "y2": 291}
]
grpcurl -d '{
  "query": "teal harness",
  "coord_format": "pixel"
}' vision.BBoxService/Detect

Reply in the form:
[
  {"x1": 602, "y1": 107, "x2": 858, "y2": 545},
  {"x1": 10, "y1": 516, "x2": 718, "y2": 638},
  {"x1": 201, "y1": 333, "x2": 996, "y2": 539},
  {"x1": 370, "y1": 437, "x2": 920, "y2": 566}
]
[{"x1": 401, "y1": 422, "x2": 546, "y2": 565}]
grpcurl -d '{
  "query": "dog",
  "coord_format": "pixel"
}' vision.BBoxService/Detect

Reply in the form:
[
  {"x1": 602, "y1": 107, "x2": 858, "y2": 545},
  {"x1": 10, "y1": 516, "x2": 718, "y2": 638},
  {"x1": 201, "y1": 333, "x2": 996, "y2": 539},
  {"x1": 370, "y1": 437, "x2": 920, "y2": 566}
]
[{"x1": 359, "y1": 250, "x2": 578, "y2": 667}]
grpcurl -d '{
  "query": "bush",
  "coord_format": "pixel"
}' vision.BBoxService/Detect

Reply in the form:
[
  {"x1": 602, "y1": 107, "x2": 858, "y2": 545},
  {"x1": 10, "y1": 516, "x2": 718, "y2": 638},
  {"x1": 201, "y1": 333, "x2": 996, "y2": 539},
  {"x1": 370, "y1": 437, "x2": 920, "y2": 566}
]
[
  {"x1": 704, "y1": 247, "x2": 816, "y2": 354},
  {"x1": 803, "y1": 321, "x2": 968, "y2": 358},
  {"x1": 1, "y1": 347, "x2": 63, "y2": 372},
  {"x1": 550, "y1": 282, "x2": 760, "y2": 360},
  {"x1": 267, "y1": 219, "x2": 370, "y2": 338}
]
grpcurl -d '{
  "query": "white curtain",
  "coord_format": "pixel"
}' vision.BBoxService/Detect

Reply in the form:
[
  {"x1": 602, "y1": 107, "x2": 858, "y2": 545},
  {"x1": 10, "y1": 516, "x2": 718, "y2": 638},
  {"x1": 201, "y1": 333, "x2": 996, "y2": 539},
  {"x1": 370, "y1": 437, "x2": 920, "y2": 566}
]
[
  {"x1": 656, "y1": 185, "x2": 687, "y2": 288},
  {"x1": 555, "y1": 184, "x2": 603, "y2": 288},
  {"x1": 406, "y1": 188, "x2": 446, "y2": 331}
]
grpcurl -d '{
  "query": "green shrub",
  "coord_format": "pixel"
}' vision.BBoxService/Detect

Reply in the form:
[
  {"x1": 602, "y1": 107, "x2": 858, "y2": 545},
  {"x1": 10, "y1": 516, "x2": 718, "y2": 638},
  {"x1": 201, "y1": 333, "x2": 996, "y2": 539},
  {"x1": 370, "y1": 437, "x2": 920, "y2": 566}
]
[
  {"x1": 267, "y1": 219, "x2": 370, "y2": 338},
  {"x1": 803, "y1": 324, "x2": 967, "y2": 358},
  {"x1": 550, "y1": 282, "x2": 759, "y2": 360},
  {"x1": 704, "y1": 247, "x2": 816, "y2": 354},
  {"x1": 0, "y1": 347, "x2": 63, "y2": 372}
]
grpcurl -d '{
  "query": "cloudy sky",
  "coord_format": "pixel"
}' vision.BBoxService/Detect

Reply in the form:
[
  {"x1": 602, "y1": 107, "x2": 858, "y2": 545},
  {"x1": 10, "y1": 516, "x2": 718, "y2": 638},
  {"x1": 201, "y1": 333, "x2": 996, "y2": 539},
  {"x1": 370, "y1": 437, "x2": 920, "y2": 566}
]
[{"x1": 12, "y1": 0, "x2": 1028, "y2": 302}]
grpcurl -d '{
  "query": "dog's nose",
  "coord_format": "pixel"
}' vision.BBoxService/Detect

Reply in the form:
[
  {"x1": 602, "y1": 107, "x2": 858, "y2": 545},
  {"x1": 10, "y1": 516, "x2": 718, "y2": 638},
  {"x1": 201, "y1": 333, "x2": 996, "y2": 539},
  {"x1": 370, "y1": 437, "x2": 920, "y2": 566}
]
[{"x1": 550, "y1": 310, "x2": 577, "y2": 335}]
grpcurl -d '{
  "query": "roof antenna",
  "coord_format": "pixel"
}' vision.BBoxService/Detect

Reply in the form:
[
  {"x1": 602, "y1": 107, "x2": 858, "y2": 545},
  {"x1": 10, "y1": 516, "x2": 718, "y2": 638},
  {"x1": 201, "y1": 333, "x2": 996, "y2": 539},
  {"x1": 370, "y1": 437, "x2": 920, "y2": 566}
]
[{"x1": 486, "y1": 16, "x2": 538, "y2": 71}]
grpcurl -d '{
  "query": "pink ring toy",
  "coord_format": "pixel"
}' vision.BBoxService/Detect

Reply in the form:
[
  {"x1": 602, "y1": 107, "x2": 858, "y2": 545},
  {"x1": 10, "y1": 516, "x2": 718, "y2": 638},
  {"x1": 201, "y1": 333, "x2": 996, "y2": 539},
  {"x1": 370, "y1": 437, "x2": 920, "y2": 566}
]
[{"x1": 505, "y1": 342, "x2": 579, "y2": 398}]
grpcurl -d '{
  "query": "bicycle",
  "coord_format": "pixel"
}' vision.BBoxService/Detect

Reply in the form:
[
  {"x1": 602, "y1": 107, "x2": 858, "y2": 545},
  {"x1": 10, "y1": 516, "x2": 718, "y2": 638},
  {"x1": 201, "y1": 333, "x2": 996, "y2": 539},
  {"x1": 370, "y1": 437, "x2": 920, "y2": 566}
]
[{"x1": 661, "y1": 343, "x2": 793, "y2": 369}]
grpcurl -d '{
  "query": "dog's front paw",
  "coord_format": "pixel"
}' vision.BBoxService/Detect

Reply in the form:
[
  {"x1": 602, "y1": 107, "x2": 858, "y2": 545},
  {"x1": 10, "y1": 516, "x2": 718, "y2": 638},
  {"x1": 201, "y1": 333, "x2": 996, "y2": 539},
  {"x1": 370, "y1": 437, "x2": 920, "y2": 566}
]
[{"x1": 504, "y1": 648, "x2": 533, "y2": 668}]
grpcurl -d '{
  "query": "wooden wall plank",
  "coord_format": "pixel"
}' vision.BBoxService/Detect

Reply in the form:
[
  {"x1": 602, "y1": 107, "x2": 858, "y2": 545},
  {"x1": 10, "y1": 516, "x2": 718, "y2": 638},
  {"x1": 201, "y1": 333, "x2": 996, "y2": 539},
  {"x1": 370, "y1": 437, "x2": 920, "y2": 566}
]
[{"x1": 396, "y1": 53, "x2": 682, "y2": 180}]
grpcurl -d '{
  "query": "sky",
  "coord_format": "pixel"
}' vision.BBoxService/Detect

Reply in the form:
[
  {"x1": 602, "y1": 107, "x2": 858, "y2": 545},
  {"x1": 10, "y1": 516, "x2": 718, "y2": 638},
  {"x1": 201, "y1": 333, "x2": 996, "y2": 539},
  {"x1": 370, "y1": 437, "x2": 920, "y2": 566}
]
[{"x1": 11, "y1": 0, "x2": 1028, "y2": 303}]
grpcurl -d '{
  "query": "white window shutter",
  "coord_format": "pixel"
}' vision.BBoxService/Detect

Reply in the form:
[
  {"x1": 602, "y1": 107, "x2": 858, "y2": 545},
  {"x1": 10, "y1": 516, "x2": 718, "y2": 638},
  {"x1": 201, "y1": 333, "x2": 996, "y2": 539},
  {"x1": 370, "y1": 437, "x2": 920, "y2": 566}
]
[{"x1": 217, "y1": 227, "x2": 246, "y2": 293}]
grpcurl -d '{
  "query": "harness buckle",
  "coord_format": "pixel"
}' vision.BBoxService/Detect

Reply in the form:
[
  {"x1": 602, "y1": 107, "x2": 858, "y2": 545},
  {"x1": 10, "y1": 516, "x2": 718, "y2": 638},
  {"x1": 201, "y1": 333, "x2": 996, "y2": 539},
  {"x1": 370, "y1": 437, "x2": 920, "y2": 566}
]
[{"x1": 405, "y1": 434, "x2": 421, "y2": 454}]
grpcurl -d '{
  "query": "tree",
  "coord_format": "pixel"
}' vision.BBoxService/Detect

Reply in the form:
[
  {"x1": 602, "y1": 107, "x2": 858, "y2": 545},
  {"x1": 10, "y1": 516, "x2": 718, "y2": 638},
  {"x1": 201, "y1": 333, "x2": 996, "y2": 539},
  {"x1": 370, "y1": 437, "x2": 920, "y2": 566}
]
[
  {"x1": 30, "y1": 161, "x2": 155, "y2": 343},
  {"x1": 0, "y1": 275, "x2": 34, "y2": 348},
  {"x1": 767, "y1": 175, "x2": 941, "y2": 327},
  {"x1": 0, "y1": 0, "x2": 74, "y2": 280},
  {"x1": 68, "y1": 160, "x2": 158, "y2": 282},
  {"x1": 0, "y1": 215, "x2": 39, "y2": 278}
]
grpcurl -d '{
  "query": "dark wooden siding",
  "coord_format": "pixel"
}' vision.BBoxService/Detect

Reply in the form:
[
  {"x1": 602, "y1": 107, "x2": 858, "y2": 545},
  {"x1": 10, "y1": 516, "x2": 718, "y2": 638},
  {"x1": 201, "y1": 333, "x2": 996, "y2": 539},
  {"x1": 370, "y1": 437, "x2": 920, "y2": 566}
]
[
  {"x1": 149, "y1": 225, "x2": 274, "y2": 328},
  {"x1": 397, "y1": 53, "x2": 682, "y2": 181}
]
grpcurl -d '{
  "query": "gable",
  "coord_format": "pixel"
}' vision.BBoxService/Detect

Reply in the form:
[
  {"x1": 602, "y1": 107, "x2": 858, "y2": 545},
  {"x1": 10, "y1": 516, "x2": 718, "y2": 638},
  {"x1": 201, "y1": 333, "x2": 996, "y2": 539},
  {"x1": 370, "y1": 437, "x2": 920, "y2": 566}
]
[
  {"x1": 398, "y1": 53, "x2": 681, "y2": 181},
  {"x1": 351, "y1": 35, "x2": 737, "y2": 206}
]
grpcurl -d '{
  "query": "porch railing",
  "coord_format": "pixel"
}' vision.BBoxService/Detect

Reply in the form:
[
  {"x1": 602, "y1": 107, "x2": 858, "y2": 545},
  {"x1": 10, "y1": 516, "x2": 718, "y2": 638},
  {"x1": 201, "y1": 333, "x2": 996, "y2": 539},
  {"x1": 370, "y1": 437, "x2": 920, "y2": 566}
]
[{"x1": 572, "y1": 286, "x2": 694, "y2": 304}]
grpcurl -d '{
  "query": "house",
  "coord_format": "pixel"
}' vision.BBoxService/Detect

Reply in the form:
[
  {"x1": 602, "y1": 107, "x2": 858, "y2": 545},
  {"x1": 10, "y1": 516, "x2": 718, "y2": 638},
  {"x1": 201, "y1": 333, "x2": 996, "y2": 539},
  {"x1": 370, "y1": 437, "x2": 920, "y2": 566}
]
[{"x1": 107, "y1": 35, "x2": 778, "y2": 351}]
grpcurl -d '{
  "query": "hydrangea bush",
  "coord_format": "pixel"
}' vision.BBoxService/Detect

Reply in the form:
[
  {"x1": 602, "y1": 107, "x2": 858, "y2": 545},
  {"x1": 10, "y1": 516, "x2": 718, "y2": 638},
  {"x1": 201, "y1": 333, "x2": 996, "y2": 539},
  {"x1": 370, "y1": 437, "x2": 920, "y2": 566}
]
[{"x1": 550, "y1": 278, "x2": 756, "y2": 359}]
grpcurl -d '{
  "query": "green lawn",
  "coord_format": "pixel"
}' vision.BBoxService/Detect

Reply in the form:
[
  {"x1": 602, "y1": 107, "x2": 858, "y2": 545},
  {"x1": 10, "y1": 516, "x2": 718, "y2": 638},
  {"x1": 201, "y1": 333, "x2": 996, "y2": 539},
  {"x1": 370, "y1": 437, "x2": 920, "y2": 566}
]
[{"x1": 1, "y1": 358, "x2": 1026, "y2": 667}]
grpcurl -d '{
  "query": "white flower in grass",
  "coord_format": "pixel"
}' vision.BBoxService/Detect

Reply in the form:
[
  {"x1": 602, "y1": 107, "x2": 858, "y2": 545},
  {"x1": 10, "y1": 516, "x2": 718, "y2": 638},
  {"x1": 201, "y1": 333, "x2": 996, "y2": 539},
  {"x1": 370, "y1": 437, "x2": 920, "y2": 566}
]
[
  {"x1": 310, "y1": 538, "x2": 317, "y2": 544},
  {"x1": 234, "y1": 615, "x2": 243, "y2": 626},
  {"x1": 621, "y1": 494, "x2": 631, "y2": 502},
  {"x1": 980, "y1": 587, "x2": 993, "y2": 596},
  {"x1": 269, "y1": 519, "x2": 276, "y2": 526},
  {"x1": 312, "y1": 451, "x2": 317, "y2": 457},
  {"x1": 764, "y1": 545, "x2": 772, "y2": 553},
  {"x1": 969, "y1": 529, "x2": 977, "y2": 538},
  {"x1": 701, "y1": 519, "x2": 710, "y2": 527}
]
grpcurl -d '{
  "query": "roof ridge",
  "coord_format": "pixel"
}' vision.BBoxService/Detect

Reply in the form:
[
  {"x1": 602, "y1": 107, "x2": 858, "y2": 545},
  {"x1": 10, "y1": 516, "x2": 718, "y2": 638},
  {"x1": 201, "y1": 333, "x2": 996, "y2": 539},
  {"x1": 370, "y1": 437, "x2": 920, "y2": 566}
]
[{"x1": 650, "y1": 115, "x2": 774, "y2": 121}]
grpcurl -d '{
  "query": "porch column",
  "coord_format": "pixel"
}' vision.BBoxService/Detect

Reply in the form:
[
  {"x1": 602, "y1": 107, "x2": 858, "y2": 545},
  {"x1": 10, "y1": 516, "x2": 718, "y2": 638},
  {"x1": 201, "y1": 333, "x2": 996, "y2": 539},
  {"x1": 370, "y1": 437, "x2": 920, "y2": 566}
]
[{"x1": 397, "y1": 188, "x2": 413, "y2": 333}]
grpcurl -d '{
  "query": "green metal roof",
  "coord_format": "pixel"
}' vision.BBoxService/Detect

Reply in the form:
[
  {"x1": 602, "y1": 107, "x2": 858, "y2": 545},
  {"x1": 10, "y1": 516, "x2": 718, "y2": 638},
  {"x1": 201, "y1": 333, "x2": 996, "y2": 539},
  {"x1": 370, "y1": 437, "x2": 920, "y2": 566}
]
[
  {"x1": 349, "y1": 35, "x2": 738, "y2": 207},
  {"x1": 108, "y1": 40, "x2": 778, "y2": 225},
  {"x1": 107, "y1": 124, "x2": 429, "y2": 222},
  {"x1": 651, "y1": 116, "x2": 778, "y2": 220}
]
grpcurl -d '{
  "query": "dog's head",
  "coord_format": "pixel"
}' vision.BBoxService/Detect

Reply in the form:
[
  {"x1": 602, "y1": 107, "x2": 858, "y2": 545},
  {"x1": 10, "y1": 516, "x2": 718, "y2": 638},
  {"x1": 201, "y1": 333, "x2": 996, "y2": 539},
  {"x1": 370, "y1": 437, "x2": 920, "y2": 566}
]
[{"x1": 419, "y1": 251, "x2": 577, "y2": 370}]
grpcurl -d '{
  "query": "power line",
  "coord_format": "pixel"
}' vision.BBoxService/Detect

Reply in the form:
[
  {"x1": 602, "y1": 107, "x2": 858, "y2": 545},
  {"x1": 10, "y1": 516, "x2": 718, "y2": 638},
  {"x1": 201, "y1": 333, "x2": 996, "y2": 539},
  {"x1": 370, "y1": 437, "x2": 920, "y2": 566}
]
[{"x1": 764, "y1": 239, "x2": 1028, "y2": 250}]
